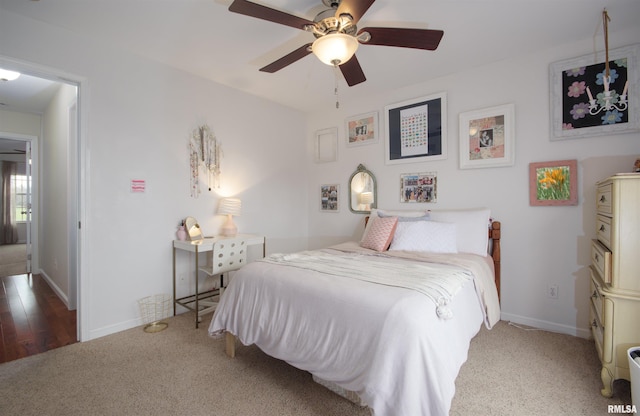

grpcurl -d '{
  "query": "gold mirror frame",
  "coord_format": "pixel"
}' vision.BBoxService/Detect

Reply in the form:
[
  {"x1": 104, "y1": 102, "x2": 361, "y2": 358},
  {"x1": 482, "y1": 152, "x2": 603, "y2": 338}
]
[
  {"x1": 349, "y1": 164, "x2": 377, "y2": 214},
  {"x1": 184, "y1": 216, "x2": 203, "y2": 241}
]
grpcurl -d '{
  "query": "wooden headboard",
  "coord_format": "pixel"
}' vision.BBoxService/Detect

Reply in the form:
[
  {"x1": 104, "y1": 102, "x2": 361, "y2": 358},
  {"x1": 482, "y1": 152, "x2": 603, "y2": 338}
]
[{"x1": 490, "y1": 221, "x2": 501, "y2": 301}]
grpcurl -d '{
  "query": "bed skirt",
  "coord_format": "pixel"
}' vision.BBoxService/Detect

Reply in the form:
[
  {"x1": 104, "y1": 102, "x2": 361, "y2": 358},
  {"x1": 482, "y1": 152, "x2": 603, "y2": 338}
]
[{"x1": 312, "y1": 375, "x2": 367, "y2": 407}]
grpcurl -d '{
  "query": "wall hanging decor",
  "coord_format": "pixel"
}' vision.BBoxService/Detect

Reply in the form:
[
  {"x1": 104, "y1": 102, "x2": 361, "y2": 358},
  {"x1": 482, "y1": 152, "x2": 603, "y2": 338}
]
[
  {"x1": 189, "y1": 124, "x2": 222, "y2": 198},
  {"x1": 320, "y1": 184, "x2": 340, "y2": 212},
  {"x1": 346, "y1": 111, "x2": 378, "y2": 147},
  {"x1": 459, "y1": 103, "x2": 515, "y2": 169},
  {"x1": 549, "y1": 11, "x2": 638, "y2": 140},
  {"x1": 314, "y1": 127, "x2": 338, "y2": 163},
  {"x1": 529, "y1": 159, "x2": 578, "y2": 206},
  {"x1": 400, "y1": 172, "x2": 437, "y2": 203},
  {"x1": 384, "y1": 92, "x2": 447, "y2": 164}
]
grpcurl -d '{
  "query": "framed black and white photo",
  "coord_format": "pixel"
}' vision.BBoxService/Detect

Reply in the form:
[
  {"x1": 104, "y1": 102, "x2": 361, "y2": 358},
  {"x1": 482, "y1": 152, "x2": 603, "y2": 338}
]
[{"x1": 384, "y1": 92, "x2": 447, "y2": 164}]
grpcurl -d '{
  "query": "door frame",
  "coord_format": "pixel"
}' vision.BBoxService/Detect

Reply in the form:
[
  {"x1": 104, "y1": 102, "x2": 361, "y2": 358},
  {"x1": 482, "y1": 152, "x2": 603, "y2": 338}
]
[{"x1": 0, "y1": 55, "x2": 89, "y2": 342}]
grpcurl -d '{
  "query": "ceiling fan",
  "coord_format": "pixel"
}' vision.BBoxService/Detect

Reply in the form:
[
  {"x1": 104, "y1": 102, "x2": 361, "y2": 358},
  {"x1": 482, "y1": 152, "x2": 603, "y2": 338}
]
[{"x1": 228, "y1": 0, "x2": 444, "y2": 87}]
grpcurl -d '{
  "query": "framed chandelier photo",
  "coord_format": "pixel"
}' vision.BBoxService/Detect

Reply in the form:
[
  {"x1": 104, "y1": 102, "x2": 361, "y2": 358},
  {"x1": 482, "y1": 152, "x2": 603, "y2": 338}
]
[{"x1": 549, "y1": 38, "x2": 639, "y2": 140}]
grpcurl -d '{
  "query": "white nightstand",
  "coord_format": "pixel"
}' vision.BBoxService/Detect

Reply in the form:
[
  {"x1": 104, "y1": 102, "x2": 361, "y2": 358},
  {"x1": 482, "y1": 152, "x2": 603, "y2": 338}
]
[{"x1": 173, "y1": 234, "x2": 265, "y2": 328}]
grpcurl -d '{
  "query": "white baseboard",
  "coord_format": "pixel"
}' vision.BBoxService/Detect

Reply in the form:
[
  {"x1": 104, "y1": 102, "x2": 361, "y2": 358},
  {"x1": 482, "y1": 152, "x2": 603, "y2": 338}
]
[
  {"x1": 38, "y1": 270, "x2": 71, "y2": 309},
  {"x1": 501, "y1": 312, "x2": 591, "y2": 339}
]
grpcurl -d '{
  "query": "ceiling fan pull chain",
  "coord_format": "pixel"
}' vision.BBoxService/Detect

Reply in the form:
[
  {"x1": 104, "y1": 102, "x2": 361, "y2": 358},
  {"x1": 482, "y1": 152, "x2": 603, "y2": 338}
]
[{"x1": 334, "y1": 64, "x2": 340, "y2": 109}]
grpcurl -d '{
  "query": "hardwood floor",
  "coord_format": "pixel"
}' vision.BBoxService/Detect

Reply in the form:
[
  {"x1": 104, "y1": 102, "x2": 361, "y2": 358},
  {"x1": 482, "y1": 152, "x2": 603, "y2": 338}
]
[{"x1": 0, "y1": 273, "x2": 77, "y2": 364}]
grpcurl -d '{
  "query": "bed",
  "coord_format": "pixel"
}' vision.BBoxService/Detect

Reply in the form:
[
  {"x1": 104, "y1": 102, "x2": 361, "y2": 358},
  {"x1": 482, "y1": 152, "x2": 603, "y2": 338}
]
[{"x1": 209, "y1": 208, "x2": 501, "y2": 416}]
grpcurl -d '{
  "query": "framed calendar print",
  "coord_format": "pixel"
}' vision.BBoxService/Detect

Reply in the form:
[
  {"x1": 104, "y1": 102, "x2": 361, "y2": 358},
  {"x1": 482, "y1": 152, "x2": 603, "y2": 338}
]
[{"x1": 384, "y1": 92, "x2": 447, "y2": 165}]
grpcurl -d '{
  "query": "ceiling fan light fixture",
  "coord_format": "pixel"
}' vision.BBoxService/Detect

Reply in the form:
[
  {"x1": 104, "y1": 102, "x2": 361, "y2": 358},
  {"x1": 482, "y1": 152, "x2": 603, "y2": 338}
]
[
  {"x1": 0, "y1": 68, "x2": 21, "y2": 82},
  {"x1": 312, "y1": 33, "x2": 359, "y2": 66}
]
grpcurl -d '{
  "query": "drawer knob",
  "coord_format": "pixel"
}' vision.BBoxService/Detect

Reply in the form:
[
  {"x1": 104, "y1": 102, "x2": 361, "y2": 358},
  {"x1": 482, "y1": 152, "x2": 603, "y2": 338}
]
[
  {"x1": 592, "y1": 319, "x2": 598, "y2": 328},
  {"x1": 599, "y1": 225, "x2": 605, "y2": 232},
  {"x1": 594, "y1": 253, "x2": 600, "y2": 262},
  {"x1": 599, "y1": 195, "x2": 606, "y2": 203},
  {"x1": 591, "y1": 290, "x2": 598, "y2": 299}
]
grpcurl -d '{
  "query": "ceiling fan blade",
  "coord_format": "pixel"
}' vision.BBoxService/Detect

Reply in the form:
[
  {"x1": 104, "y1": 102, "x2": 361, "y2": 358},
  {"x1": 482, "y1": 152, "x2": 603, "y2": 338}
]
[
  {"x1": 339, "y1": 55, "x2": 366, "y2": 86},
  {"x1": 359, "y1": 27, "x2": 444, "y2": 50},
  {"x1": 260, "y1": 43, "x2": 313, "y2": 73},
  {"x1": 335, "y1": 0, "x2": 376, "y2": 24},
  {"x1": 229, "y1": 0, "x2": 315, "y2": 30}
]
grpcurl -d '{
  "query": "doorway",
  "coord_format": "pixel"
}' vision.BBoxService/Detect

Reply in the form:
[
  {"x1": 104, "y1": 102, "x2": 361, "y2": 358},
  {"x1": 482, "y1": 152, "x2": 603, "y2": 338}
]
[
  {"x1": 0, "y1": 137, "x2": 31, "y2": 277},
  {"x1": 0, "y1": 59, "x2": 84, "y2": 345}
]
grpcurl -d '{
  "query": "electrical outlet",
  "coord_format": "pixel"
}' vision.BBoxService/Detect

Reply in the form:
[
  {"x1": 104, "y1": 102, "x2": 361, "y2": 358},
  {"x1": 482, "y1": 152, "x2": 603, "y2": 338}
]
[{"x1": 547, "y1": 284, "x2": 559, "y2": 299}]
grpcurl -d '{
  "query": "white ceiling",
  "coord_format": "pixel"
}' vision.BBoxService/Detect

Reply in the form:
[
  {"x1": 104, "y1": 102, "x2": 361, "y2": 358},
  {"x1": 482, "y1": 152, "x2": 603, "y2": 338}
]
[{"x1": 0, "y1": 0, "x2": 639, "y2": 113}]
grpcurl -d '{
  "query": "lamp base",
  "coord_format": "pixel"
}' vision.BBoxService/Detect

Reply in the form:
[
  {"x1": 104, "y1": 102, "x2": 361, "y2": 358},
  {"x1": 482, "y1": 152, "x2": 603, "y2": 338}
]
[{"x1": 221, "y1": 215, "x2": 237, "y2": 237}]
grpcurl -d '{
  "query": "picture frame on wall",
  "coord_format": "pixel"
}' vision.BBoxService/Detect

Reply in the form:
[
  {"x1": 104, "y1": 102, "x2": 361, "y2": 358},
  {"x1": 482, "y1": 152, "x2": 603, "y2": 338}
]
[
  {"x1": 320, "y1": 184, "x2": 339, "y2": 212},
  {"x1": 384, "y1": 92, "x2": 447, "y2": 164},
  {"x1": 346, "y1": 111, "x2": 378, "y2": 147},
  {"x1": 529, "y1": 159, "x2": 578, "y2": 206},
  {"x1": 399, "y1": 172, "x2": 437, "y2": 203},
  {"x1": 459, "y1": 103, "x2": 515, "y2": 169},
  {"x1": 549, "y1": 43, "x2": 639, "y2": 140},
  {"x1": 314, "y1": 127, "x2": 338, "y2": 163}
]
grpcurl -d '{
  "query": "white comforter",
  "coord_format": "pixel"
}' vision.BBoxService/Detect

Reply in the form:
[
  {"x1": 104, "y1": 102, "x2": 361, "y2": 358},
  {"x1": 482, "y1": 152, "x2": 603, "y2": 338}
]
[{"x1": 209, "y1": 242, "x2": 500, "y2": 416}]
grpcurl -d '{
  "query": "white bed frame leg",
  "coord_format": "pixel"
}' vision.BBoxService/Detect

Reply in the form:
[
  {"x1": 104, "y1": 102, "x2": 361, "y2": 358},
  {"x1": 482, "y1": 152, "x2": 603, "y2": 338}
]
[{"x1": 225, "y1": 331, "x2": 236, "y2": 358}]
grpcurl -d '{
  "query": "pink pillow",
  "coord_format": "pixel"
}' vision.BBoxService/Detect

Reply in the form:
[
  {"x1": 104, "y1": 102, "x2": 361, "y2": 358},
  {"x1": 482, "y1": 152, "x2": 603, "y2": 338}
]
[{"x1": 360, "y1": 216, "x2": 398, "y2": 252}]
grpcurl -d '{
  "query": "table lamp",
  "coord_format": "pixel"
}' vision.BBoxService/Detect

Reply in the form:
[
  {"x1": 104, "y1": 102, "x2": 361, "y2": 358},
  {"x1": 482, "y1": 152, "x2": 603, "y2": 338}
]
[{"x1": 218, "y1": 198, "x2": 241, "y2": 237}]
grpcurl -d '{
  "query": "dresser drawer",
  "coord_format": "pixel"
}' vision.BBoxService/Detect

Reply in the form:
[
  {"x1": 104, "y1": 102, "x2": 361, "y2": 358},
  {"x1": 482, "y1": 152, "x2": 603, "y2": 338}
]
[
  {"x1": 590, "y1": 271, "x2": 604, "y2": 324},
  {"x1": 590, "y1": 302, "x2": 604, "y2": 361},
  {"x1": 596, "y1": 183, "x2": 613, "y2": 215},
  {"x1": 591, "y1": 239, "x2": 612, "y2": 284},
  {"x1": 596, "y1": 215, "x2": 612, "y2": 250}
]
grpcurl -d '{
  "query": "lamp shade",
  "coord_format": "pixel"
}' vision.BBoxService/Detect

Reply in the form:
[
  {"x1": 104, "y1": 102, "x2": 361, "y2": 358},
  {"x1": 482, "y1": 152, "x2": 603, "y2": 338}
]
[
  {"x1": 312, "y1": 33, "x2": 359, "y2": 66},
  {"x1": 359, "y1": 192, "x2": 373, "y2": 205},
  {"x1": 217, "y1": 198, "x2": 241, "y2": 216}
]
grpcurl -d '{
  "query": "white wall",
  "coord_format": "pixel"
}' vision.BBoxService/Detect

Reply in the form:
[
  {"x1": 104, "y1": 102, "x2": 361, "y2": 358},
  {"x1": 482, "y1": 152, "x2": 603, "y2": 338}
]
[
  {"x1": 306, "y1": 27, "x2": 640, "y2": 337},
  {"x1": 1, "y1": 9, "x2": 309, "y2": 340},
  {"x1": 40, "y1": 83, "x2": 76, "y2": 301}
]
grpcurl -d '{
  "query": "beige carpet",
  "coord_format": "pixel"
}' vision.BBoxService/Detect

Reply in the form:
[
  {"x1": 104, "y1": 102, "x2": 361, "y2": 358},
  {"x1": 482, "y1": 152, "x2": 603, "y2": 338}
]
[
  {"x1": 0, "y1": 314, "x2": 632, "y2": 416},
  {"x1": 0, "y1": 243, "x2": 27, "y2": 277}
]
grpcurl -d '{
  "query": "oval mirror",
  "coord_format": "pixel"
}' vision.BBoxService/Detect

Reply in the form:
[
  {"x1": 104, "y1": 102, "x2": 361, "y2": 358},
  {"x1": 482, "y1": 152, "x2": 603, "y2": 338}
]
[
  {"x1": 349, "y1": 164, "x2": 377, "y2": 214},
  {"x1": 184, "y1": 216, "x2": 203, "y2": 241}
]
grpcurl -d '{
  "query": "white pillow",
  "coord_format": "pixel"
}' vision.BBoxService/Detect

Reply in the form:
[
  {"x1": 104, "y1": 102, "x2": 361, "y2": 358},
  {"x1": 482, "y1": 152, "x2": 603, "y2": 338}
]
[
  {"x1": 389, "y1": 221, "x2": 458, "y2": 253},
  {"x1": 361, "y1": 208, "x2": 429, "y2": 242},
  {"x1": 427, "y1": 208, "x2": 491, "y2": 256}
]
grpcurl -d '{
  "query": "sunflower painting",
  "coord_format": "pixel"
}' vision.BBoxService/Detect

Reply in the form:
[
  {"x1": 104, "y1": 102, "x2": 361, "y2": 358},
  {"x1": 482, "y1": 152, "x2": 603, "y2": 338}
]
[{"x1": 529, "y1": 160, "x2": 578, "y2": 206}]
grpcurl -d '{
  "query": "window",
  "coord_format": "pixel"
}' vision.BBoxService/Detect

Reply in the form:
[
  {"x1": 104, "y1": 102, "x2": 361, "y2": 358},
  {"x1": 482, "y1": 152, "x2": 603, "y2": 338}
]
[{"x1": 11, "y1": 174, "x2": 30, "y2": 222}]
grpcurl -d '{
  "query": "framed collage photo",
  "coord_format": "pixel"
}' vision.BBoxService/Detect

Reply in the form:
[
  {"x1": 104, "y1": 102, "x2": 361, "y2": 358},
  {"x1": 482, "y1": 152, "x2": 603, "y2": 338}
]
[
  {"x1": 384, "y1": 92, "x2": 447, "y2": 165},
  {"x1": 320, "y1": 184, "x2": 339, "y2": 212},
  {"x1": 459, "y1": 103, "x2": 515, "y2": 169},
  {"x1": 400, "y1": 172, "x2": 437, "y2": 203}
]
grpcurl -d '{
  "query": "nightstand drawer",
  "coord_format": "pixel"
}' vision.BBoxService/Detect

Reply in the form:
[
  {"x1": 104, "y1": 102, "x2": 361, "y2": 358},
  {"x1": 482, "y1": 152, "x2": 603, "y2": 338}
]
[
  {"x1": 596, "y1": 183, "x2": 612, "y2": 215},
  {"x1": 591, "y1": 240, "x2": 612, "y2": 284},
  {"x1": 596, "y1": 215, "x2": 612, "y2": 250}
]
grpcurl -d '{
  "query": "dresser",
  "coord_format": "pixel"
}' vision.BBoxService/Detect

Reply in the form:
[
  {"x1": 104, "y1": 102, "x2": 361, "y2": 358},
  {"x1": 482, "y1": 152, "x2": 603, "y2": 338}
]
[{"x1": 589, "y1": 173, "x2": 640, "y2": 397}]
